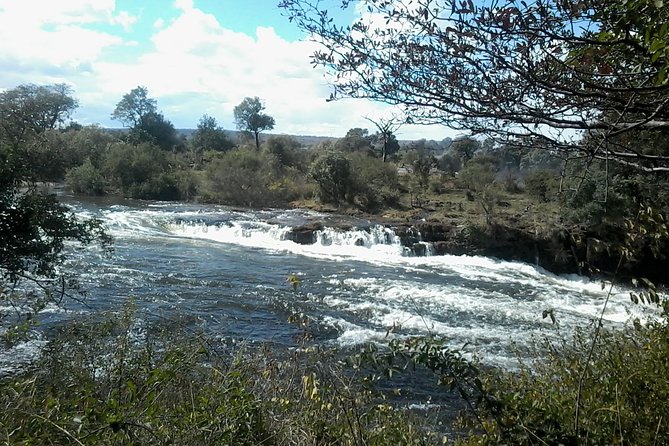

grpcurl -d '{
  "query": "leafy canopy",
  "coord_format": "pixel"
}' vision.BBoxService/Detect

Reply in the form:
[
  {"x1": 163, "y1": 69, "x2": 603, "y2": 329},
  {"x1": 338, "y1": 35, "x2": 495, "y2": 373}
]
[{"x1": 233, "y1": 97, "x2": 275, "y2": 149}]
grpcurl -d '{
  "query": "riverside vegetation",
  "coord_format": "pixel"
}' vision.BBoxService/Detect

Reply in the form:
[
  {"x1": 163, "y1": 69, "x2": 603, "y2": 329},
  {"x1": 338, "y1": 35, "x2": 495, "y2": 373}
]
[{"x1": 3, "y1": 0, "x2": 669, "y2": 443}]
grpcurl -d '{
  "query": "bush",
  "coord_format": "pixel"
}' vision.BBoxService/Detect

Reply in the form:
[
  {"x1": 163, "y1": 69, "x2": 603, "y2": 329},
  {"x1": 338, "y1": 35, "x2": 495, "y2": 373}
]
[
  {"x1": 129, "y1": 172, "x2": 181, "y2": 201},
  {"x1": 523, "y1": 169, "x2": 559, "y2": 202},
  {"x1": 310, "y1": 151, "x2": 352, "y2": 204},
  {"x1": 457, "y1": 162, "x2": 500, "y2": 225},
  {"x1": 65, "y1": 159, "x2": 106, "y2": 195},
  {"x1": 264, "y1": 135, "x2": 307, "y2": 169},
  {"x1": 103, "y1": 142, "x2": 168, "y2": 195},
  {"x1": 0, "y1": 309, "x2": 435, "y2": 446},
  {"x1": 348, "y1": 152, "x2": 400, "y2": 211},
  {"x1": 457, "y1": 321, "x2": 669, "y2": 445},
  {"x1": 205, "y1": 147, "x2": 300, "y2": 206}
]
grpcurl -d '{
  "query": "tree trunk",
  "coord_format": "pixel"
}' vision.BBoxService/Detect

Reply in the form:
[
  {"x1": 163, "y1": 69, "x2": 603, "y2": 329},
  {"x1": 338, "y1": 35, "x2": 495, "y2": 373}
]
[{"x1": 254, "y1": 131, "x2": 260, "y2": 150}]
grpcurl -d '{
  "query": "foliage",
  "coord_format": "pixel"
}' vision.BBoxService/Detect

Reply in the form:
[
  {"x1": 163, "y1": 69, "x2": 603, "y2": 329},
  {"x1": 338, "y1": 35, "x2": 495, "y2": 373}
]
[
  {"x1": 335, "y1": 127, "x2": 374, "y2": 154},
  {"x1": 111, "y1": 86, "x2": 180, "y2": 151},
  {"x1": 365, "y1": 116, "x2": 403, "y2": 162},
  {"x1": 403, "y1": 150, "x2": 435, "y2": 189},
  {"x1": 0, "y1": 84, "x2": 108, "y2": 325},
  {"x1": 110, "y1": 86, "x2": 157, "y2": 128},
  {"x1": 264, "y1": 134, "x2": 306, "y2": 168},
  {"x1": 437, "y1": 153, "x2": 461, "y2": 177},
  {"x1": 205, "y1": 147, "x2": 305, "y2": 206},
  {"x1": 60, "y1": 125, "x2": 119, "y2": 169},
  {"x1": 0, "y1": 83, "x2": 77, "y2": 150},
  {"x1": 65, "y1": 159, "x2": 106, "y2": 195},
  {"x1": 457, "y1": 161, "x2": 500, "y2": 225},
  {"x1": 1, "y1": 146, "x2": 109, "y2": 332},
  {"x1": 523, "y1": 169, "x2": 560, "y2": 202},
  {"x1": 280, "y1": 0, "x2": 669, "y2": 172},
  {"x1": 190, "y1": 114, "x2": 234, "y2": 153},
  {"x1": 0, "y1": 309, "x2": 434, "y2": 445},
  {"x1": 104, "y1": 142, "x2": 167, "y2": 194},
  {"x1": 450, "y1": 137, "x2": 480, "y2": 164},
  {"x1": 456, "y1": 322, "x2": 669, "y2": 445},
  {"x1": 348, "y1": 152, "x2": 400, "y2": 211},
  {"x1": 309, "y1": 151, "x2": 352, "y2": 204},
  {"x1": 233, "y1": 97, "x2": 275, "y2": 150},
  {"x1": 101, "y1": 142, "x2": 194, "y2": 200},
  {"x1": 128, "y1": 111, "x2": 181, "y2": 151}
]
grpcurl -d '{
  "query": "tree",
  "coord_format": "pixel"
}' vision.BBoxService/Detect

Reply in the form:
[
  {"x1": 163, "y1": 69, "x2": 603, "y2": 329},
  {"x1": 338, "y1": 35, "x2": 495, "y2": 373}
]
[
  {"x1": 459, "y1": 158, "x2": 500, "y2": 220},
  {"x1": 111, "y1": 86, "x2": 157, "y2": 128},
  {"x1": 190, "y1": 115, "x2": 234, "y2": 153},
  {"x1": 450, "y1": 137, "x2": 481, "y2": 165},
  {"x1": 335, "y1": 128, "x2": 374, "y2": 153},
  {"x1": 310, "y1": 151, "x2": 352, "y2": 204},
  {"x1": 0, "y1": 84, "x2": 77, "y2": 150},
  {"x1": 403, "y1": 150, "x2": 435, "y2": 189},
  {"x1": 364, "y1": 116, "x2": 402, "y2": 162},
  {"x1": 1, "y1": 86, "x2": 108, "y2": 328},
  {"x1": 129, "y1": 111, "x2": 180, "y2": 151},
  {"x1": 264, "y1": 135, "x2": 303, "y2": 167},
  {"x1": 233, "y1": 97, "x2": 275, "y2": 150},
  {"x1": 279, "y1": 0, "x2": 669, "y2": 173},
  {"x1": 111, "y1": 87, "x2": 179, "y2": 150}
]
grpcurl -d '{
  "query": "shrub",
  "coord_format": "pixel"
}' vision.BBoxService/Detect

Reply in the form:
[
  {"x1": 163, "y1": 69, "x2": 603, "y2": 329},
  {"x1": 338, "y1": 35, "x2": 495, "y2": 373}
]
[
  {"x1": 348, "y1": 152, "x2": 400, "y2": 211},
  {"x1": 264, "y1": 135, "x2": 307, "y2": 169},
  {"x1": 103, "y1": 142, "x2": 168, "y2": 195},
  {"x1": 457, "y1": 321, "x2": 669, "y2": 445},
  {"x1": 0, "y1": 309, "x2": 435, "y2": 446},
  {"x1": 310, "y1": 151, "x2": 352, "y2": 204},
  {"x1": 457, "y1": 162, "x2": 500, "y2": 225},
  {"x1": 65, "y1": 159, "x2": 106, "y2": 195},
  {"x1": 523, "y1": 169, "x2": 559, "y2": 202},
  {"x1": 205, "y1": 147, "x2": 298, "y2": 206}
]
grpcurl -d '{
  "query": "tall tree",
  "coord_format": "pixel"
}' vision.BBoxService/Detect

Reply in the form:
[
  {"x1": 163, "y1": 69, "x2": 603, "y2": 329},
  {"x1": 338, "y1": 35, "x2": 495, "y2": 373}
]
[
  {"x1": 364, "y1": 116, "x2": 402, "y2": 162},
  {"x1": 111, "y1": 86, "x2": 157, "y2": 128},
  {"x1": 111, "y1": 87, "x2": 178, "y2": 150},
  {"x1": 280, "y1": 0, "x2": 669, "y2": 172},
  {"x1": 190, "y1": 115, "x2": 234, "y2": 152},
  {"x1": 233, "y1": 97, "x2": 275, "y2": 150},
  {"x1": 0, "y1": 84, "x2": 77, "y2": 150}
]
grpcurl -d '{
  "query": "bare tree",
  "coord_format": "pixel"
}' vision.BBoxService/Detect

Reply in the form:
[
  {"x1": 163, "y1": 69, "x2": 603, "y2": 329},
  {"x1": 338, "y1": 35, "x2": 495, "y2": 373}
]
[{"x1": 364, "y1": 115, "x2": 402, "y2": 162}]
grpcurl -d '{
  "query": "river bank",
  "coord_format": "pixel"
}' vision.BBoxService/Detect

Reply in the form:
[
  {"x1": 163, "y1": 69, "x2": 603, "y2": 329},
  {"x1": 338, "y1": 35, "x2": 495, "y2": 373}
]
[{"x1": 284, "y1": 197, "x2": 669, "y2": 287}]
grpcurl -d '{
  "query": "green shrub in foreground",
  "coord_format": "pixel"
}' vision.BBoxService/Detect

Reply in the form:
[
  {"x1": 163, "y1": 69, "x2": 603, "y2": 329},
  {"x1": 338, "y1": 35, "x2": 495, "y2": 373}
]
[
  {"x1": 0, "y1": 309, "x2": 435, "y2": 446},
  {"x1": 455, "y1": 322, "x2": 669, "y2": 445}
]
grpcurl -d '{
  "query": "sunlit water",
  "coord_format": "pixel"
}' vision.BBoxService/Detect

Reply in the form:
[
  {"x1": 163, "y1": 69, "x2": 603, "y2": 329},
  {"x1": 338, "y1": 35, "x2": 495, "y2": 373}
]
[{"x1": 1, "y1": 194, "x2": 653, "y2": 378}]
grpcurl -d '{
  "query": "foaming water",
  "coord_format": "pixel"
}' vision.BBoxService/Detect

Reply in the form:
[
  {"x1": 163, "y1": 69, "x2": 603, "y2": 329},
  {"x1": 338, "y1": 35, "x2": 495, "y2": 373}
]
[{"x1": 4, "y1": 197, "x2": 656, "y2": 373}]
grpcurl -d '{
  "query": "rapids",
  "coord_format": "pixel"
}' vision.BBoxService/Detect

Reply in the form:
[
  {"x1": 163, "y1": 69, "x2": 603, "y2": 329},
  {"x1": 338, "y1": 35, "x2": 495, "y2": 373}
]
[{"x1": 1, "y1": 195, "x2": 652, "y2": 374}]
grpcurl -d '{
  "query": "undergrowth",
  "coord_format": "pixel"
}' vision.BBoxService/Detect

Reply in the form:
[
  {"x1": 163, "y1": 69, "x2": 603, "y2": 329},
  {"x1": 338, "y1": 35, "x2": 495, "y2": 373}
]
[
  {"x1": 2, "y1": 300, "x2": 669, "y2": 445},
  {"x1": 0, "y1": 307, "x2": 437, "y2": 445}
]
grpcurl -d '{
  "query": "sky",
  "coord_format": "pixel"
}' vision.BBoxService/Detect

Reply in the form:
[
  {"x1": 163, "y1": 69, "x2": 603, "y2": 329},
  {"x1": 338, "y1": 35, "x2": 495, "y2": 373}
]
[{"x1": 0, "y1": 0, "x2": 457, "y2": 140}]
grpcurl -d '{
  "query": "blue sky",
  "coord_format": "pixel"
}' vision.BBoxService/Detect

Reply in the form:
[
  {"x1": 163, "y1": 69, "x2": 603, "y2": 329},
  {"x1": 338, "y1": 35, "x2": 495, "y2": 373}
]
[{"x1": 0, "y1": 0, "x2": 455, "y2": 140}]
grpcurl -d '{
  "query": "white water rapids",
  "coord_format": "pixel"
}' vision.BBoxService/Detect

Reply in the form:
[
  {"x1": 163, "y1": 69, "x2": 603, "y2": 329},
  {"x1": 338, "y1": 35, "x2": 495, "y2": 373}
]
[{"x1": 0, "y1": 198, "x2": 656, "y2": 374}]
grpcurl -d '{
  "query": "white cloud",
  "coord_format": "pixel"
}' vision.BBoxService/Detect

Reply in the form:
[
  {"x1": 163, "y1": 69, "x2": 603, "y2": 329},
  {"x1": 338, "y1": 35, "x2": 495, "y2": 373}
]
[
  {"x1": 173, "y1": 0, "x2": 194, "y2": 12},
  {"x1": 0, "y1": 0, "x2": 115, "y2": 24},
  {"x1": 0, "y1": 0, "x2": 455, "y2": 140},
  {"x1": 0, "y1": 0, "x2": 125, "y2": 78},
  {"x1": 110, "y1": 10, "x2": 137, "y2": 31}
]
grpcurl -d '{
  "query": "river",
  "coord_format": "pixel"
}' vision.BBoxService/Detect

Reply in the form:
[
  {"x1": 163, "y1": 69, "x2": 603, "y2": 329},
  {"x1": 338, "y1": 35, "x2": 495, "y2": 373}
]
[{"x1": 1, "y1": 194, "x2": 650, "y2": 376}]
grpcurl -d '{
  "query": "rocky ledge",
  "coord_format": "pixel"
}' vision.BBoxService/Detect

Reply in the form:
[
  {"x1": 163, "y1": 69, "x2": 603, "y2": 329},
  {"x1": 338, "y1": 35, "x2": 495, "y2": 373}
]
[{"x1": 285, "y1": 219, "x2": 669, "y2": 285}]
